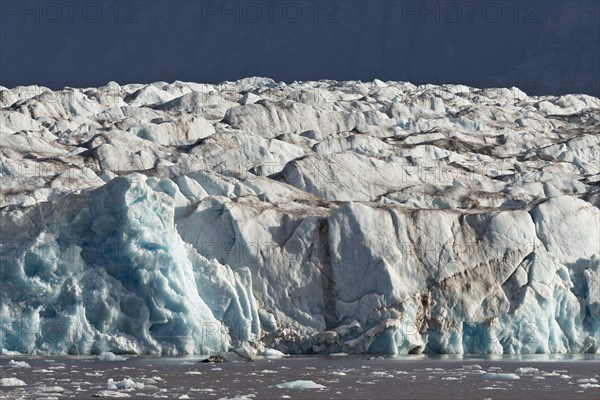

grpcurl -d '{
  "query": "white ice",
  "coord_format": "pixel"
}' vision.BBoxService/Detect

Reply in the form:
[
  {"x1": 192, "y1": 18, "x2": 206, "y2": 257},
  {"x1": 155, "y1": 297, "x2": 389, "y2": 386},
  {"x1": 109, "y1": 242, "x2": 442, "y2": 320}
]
[
  {"x1": 272, "y1": 380, "x2": 327, "y2": 389},
  {"x1": 0, "y1": 377, "x2": 27, "y2": 386},
  {"x1": 0, "y1": 79, "x2": 598, "y2": 355},
  {"x1": 98, "y1": 353, "x2": 126, "y2": 362},
  {"x1": 93, "y1": 391, "x2": 132, "y2": 398},
  {"x1": 259, "y1": 349, "x2": 286, "y2": 357},
  {"x1": 6, "y1": 360, "x2": 31, "y2": 368}
]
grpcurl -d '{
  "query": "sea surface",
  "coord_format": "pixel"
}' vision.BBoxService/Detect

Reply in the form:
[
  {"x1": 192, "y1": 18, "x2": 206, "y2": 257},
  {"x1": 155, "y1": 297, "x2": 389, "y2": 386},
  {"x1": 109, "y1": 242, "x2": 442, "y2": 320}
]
[{"x1": 1, "y1": 354, "x2": 599, "y2": 399}]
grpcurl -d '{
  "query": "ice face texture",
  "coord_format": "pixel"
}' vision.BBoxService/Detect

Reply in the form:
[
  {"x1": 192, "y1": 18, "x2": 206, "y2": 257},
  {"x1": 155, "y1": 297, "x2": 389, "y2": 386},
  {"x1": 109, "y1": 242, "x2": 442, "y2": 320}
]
[{"x1": 0, "y1": 79, "x2": 598, "y2": 355}]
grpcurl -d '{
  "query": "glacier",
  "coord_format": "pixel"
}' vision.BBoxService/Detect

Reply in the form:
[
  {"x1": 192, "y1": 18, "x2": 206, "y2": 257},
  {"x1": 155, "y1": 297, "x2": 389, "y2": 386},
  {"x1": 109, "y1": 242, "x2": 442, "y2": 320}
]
[{"x1": 0, "y1": 78, "x2": 598, "y2": 355}]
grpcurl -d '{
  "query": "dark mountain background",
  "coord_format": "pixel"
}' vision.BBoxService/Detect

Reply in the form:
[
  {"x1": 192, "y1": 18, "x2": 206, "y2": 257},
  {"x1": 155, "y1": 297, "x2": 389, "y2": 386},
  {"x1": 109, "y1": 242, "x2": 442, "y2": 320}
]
[{"x1": 1, "y1": 0, "x2": 598, "y2": 96}]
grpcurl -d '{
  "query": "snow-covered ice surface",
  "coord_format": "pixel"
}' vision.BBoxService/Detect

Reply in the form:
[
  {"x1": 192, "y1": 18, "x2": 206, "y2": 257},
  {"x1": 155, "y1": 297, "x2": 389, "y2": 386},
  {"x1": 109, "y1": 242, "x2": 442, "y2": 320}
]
[
  {"x1": 271, "y1": 380, "x2": 326, "y2": 389},
  {"x1": 0, "y1": 377, "x2": 27, "y2": 386},
  {"x1": 0, "y1": 78, "x2": 599, "y2": 356},
  {"x1": 0, "y1": 355, "x2": 599, "y2": 399}
]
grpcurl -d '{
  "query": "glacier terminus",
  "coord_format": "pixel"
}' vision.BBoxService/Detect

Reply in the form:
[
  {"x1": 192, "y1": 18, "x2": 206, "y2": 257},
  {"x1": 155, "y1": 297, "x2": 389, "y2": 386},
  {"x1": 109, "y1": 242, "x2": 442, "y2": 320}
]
[{"x1": 0, "y1": 78, "x2": 598, "y2": 356}]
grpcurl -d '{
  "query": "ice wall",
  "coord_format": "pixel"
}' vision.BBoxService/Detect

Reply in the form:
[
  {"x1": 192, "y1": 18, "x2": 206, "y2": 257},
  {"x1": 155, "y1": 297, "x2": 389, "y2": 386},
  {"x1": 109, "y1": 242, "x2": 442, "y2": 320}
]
[
  {"x1": 1, "y1": 79, "x2": 598, "y2": 354},
  {"x1": 0, "y1": 174, "x2": 259, "y2": 355}
]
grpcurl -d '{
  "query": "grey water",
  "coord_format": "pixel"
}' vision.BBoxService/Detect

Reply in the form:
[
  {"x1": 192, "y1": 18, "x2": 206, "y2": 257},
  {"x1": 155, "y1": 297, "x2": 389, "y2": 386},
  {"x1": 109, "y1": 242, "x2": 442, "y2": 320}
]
[{"x1": 1, "y1": 354, "x2": 599, "y2": 399}]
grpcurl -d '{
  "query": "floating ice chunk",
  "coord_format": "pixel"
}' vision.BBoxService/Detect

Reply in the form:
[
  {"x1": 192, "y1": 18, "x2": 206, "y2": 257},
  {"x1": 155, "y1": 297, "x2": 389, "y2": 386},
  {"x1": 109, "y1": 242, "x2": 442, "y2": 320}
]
[
  {"x1": 94, "y1": 391, "x2": 132, "y2": 397},
  {"x1": 577, "y1": 378, "x2": 598, "y2": 383},
  {"x1": 271, "y1": 380, "x2": 326, "y2": 389},
  {"x1": 542, "y1": 372, "x2": 560, "y2": 377},
  {"x1": 184, "y1": 371, "x2": 202, "y2": 375},
  {"x1": 370, "y1": 371, "x2": 393, "y2": 377},
  {"x1": 580, "y1": 383, "x2": 600, "y2": 389},
  {"x1": 260, "y1": 349, "x2": 286, "y2": 357},
  {"x1": 107, "y1": 378, "x2": 145, "y2": 390},
  {"x1": 98, "y1": 352, "x2": 126, "y2": 361},
  {"x1": 7, "y1": 360, "x2": 31, "y2": 368},
  {"x1": 36, "y1": 386, "x2": 65, "y2": 392},
  {"x1": 0, "y1": 377, "x2": 27, "y2": 386},
  {"x1": 259, "y1": 369, "x2": 278, "y2": 374},
  {"x1": 515, "y1": 367, "x2": 540, "y2": 375},
  {"x1": 462, "y1": 365, "x2": 482, "y2": 370},
  {"x1": 482, "y1": 373, "x2": 520, "y2": 380}
]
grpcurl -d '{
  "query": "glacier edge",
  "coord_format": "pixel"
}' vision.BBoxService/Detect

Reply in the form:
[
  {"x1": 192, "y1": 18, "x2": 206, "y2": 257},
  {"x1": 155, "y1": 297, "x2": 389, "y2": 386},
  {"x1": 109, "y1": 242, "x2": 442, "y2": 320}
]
[{"x1": 0, "y1": 78, "x2": 599, "y2": 355}]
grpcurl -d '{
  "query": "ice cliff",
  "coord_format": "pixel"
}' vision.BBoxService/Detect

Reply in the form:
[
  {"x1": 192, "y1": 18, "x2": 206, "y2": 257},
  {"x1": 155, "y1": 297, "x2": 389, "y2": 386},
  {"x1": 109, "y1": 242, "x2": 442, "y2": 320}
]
[{"x1": 0, "y1": 78, "x2": 598, "y2": 355}]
